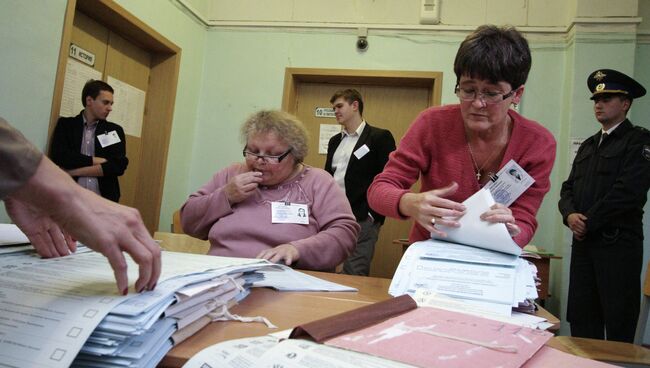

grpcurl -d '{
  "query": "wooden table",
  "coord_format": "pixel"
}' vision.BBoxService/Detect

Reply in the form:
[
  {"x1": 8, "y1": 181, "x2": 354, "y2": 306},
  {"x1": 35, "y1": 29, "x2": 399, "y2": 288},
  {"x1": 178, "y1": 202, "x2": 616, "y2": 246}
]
[{"x1": 160, "y1": 271, "x2": 559, "y2": 367}]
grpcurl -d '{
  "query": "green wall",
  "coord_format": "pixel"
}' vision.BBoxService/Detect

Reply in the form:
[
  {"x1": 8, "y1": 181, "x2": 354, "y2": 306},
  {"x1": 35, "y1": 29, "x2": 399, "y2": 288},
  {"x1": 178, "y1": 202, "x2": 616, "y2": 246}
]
[
  {"x1": 191, "y1": 28, "x2": 567, "y2": 247},
  {"x1": 0, "y1": 0, "x2": 68, "y2": 222},
  {"x1": 0, "y1": 0, "x2": 206, "y2": 232},
  {"x1": 0, "y1": 0, "x2": 67, "y2": 151}
]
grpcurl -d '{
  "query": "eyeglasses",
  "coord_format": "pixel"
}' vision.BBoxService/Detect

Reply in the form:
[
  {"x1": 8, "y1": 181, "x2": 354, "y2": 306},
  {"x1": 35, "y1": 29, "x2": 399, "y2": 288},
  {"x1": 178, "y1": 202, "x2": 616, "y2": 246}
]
[
  {"x1": 243, "y1": 148, "x2": 292, "y2": 164},
  {"x1": 455, "y1": 85, "x2": 516, "y2": 104}
]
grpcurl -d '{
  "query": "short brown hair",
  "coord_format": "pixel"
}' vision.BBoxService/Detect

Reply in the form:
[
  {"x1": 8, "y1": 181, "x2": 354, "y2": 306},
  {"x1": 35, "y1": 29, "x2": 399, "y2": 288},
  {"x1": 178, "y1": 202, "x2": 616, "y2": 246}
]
[
  {"x1": 330, "y1": 88, "x2": 364, "y2": 115},
  {"x1": 82, "y1": 80, "x2": 114, "y2": 106},
  {"x1": 454, "y1": 25, "x2": 531, "y2": 89}
]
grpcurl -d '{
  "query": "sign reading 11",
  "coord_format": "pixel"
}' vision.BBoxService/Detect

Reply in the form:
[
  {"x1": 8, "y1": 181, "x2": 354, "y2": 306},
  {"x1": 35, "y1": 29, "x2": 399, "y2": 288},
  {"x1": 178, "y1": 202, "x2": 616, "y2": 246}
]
[{"x1": 69, "y1": 43, "x2": 95, "y2": 67}]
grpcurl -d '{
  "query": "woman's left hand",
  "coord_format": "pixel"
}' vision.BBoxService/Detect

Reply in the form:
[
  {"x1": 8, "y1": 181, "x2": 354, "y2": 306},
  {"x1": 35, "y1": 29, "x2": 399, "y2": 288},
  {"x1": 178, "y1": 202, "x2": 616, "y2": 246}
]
[
  {"x1": 480, "y1": 203, "x2": 521, "y2": 238},
  {"x1": 256, "y1": 244, "x2": 300, "y2": 265}
]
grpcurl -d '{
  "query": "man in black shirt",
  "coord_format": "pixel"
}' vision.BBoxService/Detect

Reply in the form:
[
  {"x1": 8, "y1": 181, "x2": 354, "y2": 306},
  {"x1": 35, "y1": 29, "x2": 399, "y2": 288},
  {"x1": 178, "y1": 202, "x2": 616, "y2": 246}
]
[{"x1": 559, "y1": 69, "x2": 650, "y2": 342}]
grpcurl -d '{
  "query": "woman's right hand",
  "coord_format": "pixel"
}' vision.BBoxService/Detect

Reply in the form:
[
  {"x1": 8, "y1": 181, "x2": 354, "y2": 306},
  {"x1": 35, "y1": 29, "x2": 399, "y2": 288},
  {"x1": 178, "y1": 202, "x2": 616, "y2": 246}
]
[
  {"x1": 225, "y1": 171, "x2": 263, "y2": 204},
  {"x1": 398, "y1": 182, "x2": 466, "y2": 237}
]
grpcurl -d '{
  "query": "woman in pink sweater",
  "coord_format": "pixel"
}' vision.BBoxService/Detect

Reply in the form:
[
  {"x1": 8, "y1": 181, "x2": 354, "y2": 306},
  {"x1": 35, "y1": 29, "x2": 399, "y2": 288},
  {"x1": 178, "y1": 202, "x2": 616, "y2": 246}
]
[
  {"x1": 368, "y1": 25, "x2": 556, "y2": 248},
  {"x1": 181, "y1": 110, "x2": 359, "y2": 271}
]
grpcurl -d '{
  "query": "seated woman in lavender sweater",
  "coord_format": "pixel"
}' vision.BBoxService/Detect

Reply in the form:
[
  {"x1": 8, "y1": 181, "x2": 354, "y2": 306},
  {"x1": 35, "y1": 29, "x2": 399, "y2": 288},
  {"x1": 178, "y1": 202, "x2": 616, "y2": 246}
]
[{"x1": 181, "y1": 110, "x2": 360, "y2": 271}]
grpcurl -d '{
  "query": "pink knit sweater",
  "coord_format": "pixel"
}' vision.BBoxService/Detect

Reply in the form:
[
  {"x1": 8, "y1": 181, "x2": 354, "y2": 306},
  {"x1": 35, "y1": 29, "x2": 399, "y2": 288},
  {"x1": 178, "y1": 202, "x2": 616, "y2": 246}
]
[
  {"x1": 368, "y1": 105, "x2": 556, "y2": 247},
  {"x1": 181, "y1": 164, "x2": 359, "y2": 270}
]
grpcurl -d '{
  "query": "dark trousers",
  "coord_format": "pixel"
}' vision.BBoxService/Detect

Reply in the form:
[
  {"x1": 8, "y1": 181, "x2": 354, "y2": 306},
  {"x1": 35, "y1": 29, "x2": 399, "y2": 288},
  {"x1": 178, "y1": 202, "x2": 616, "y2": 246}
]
[
  {"x1": 567, "y1": 231, "x2": 642, "y2": 342},
  {"x1": 343, "y1": 216, "x2": 381, "y2": 276}
]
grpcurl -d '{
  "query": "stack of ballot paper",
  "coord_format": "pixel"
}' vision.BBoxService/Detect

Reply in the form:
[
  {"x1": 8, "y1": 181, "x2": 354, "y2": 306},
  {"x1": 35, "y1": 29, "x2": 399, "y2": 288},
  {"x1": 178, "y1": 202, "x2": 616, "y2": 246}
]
[
  {"x1": 390, "y1": 189, "x2": 541, "y2": 319},
  {"x1": 0, "y1": 230, "x2": 356, "y2": 368},
  {"x1": 71, "y1": 263, "x2": 258, "y2": 367}
]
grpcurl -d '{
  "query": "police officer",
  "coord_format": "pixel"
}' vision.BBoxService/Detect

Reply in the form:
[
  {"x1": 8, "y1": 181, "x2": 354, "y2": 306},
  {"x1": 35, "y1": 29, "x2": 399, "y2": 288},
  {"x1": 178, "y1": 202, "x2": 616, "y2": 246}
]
[{"x1": 559, "y1": 69, "x2": 650, "y2": 342}]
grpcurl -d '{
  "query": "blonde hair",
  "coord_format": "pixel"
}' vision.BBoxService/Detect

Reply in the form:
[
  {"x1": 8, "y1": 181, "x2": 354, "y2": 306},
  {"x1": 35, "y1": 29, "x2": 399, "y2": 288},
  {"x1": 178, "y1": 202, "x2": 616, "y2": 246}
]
[{"x1": 240, "y1": 110, "x2": 309, "y2": 162}]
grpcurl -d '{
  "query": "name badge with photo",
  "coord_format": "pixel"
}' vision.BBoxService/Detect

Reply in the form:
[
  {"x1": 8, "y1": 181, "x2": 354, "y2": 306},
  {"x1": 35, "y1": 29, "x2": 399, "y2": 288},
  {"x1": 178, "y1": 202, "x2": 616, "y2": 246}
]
[
  {"x1": 97, "y1": 130, "x2": 121, "y2": 148},
  {"x1": 271, "y1": 202, "x2": 309, "y2": 225},
  {"x1": 484, "y1": 159, "x2": 535, "y2": 207}
]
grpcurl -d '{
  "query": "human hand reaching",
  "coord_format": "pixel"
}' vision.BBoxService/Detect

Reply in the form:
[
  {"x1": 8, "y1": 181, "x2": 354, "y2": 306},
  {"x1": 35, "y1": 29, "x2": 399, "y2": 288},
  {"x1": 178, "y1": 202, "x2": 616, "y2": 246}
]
[
  {"x1": 398, "y1": 182, "x2": 466, "y2": 237},
  {"x1": 4, "y1": 197, "x2": 76, "y2": 258},
  {"x1": 256, "y1": 244, "x2": 300, "y2": 266}
]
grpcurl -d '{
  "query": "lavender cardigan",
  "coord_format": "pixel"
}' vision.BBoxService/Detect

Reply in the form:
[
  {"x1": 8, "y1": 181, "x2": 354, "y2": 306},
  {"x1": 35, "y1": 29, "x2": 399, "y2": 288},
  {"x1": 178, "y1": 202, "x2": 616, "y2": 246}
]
[{"x1": 181, "y1": 163, "x2": 359, "y2": 270}]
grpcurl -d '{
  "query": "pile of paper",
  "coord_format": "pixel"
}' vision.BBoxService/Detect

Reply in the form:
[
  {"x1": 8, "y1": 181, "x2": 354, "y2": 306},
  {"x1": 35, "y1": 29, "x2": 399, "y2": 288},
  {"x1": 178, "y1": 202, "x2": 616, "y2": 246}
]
[
  {"x1": 0, "y1": 224, "x2": 359, "y2": 368},
  {"x1": 71, "y1": 262, "x2": 260, "y2": 367},
  {"x1": 388, "y1": 189, "x2": 543, "y2": 322},
  {"x1": 0, "y1": 243, "x2": 277, "y2": 368},
  {"x1": 391, "y1": 239, "x2": 539, "y2": 319}
]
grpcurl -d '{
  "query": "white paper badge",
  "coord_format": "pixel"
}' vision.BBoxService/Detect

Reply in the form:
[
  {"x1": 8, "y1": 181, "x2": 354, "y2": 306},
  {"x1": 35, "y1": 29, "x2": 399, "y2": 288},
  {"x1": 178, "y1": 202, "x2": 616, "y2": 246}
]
[
  {"x1": 97, "y1": 130, "x2": 121, "y2": 148},
  {"x1": 484, "y1": 159, "x2": 535, "y2": 207},
  {"x1": 353, "y1": 144, "x2": 370, "y2": 159},
  {"x1": 271, "y1": 202, "x2": 309, "y2": 224}
]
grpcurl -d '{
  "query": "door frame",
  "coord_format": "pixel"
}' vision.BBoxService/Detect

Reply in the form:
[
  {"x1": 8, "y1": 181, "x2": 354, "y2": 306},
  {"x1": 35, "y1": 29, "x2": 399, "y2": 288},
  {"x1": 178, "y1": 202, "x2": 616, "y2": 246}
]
[
  {"x1": 48, "y1": 0, "x2": 181, "y2": 233},
  {"x1": 281, "y1": 68, "x2": 443, "y2": 113},
  {"x1": 281, "y1": 67, "x2": 443, "y2": 277}
]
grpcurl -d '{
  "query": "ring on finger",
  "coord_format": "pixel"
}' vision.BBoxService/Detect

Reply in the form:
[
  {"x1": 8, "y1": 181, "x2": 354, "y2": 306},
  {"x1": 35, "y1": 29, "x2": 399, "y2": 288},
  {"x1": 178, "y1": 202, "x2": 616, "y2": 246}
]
[{"x1": 431, "y1": 216, "x2": 436, "y2": 225}]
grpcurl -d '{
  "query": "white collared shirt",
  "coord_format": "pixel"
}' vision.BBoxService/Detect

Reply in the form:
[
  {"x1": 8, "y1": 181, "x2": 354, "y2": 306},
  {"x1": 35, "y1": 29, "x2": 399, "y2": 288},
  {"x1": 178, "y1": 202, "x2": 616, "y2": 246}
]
[
  {"x1": 332, "y1": 121, "x2": 366, "y2": 193},
  {"x1": 602, "y1": 120, "x2": 624, "y2": 136},
  {"x1": 599, "y1": 120, "x2": 624, "y2": 145}
]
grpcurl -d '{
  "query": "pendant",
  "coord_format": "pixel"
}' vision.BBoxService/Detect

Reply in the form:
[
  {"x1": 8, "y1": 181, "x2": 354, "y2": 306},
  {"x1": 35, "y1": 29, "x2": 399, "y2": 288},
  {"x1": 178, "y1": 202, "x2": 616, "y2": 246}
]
[{"x1": 476, "y1": 171, "x2": 481, "y2": 181}]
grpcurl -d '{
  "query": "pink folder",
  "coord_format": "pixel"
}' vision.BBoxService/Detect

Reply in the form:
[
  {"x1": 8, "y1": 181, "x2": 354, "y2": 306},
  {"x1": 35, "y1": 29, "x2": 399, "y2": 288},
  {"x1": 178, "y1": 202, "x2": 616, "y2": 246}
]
[
  {"x1": 523, "y1": 346, "x2": 617, "y2": 367},
  {"x1": 325, "y1": 306, "x2": 553, "y2": 368}
]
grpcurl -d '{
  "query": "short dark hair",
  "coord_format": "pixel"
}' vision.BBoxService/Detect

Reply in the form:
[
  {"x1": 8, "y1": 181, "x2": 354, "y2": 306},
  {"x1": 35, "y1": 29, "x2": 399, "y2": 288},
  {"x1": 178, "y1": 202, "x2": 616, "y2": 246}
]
[
  {"x1": 453, "y1": 25, "x2": 531, "y2": 90},
  {"x1": 81, "y1": 80, "x2": 114, "y2": 107},
  {"x1": 330, "y1": 88, "x2": 364, "y2": 116}
]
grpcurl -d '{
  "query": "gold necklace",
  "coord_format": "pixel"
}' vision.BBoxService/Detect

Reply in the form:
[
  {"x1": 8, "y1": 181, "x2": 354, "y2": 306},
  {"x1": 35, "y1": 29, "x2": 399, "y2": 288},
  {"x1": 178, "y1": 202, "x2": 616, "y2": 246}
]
[{"x1": 467, "y1": 141, "x2": 498, "y2": 181}]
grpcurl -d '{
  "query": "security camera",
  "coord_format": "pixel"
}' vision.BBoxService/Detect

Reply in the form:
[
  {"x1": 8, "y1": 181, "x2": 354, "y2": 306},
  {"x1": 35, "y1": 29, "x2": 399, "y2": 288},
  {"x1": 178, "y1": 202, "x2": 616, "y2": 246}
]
[{"x1": 356, "y1": 37, "x2": 369, "y2": 52}]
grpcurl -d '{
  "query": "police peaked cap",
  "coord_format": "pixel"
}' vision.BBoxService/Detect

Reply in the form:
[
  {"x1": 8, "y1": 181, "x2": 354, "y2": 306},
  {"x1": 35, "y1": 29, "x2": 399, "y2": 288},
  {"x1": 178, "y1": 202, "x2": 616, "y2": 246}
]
[{"x1": 588, "y1": 69, "x2": 646, "y2": 100}]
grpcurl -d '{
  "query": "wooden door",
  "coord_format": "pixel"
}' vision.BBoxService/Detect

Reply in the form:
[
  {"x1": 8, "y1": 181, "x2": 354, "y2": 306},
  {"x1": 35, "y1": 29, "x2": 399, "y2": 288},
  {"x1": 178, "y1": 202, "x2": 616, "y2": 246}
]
[
  {"x1": 290, "y1": 76, "x2": 436, "y2": 278},
  {"x1": 49, "y1": 0, "x2": 181, "y2": 233},
  {"x1": 104, "y1": 32, "x2": 151, "y2": 208},
  {"x1": 69, "y1": 10, "x2": 150, "y2": 209}
]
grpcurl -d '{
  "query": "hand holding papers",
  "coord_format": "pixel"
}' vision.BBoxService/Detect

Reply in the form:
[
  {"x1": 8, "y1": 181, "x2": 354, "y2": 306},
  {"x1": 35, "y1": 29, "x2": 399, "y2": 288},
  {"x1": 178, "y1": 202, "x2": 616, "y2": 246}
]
[
  {"x1": 433, "y1": 188, "x2": 521, "y2": 256},
  {"x1": 0, "y1": 241, "x2": 359, "y2": 368},
  {"x1": 392, "y1": 189, "x2": 537, "y2": 318}
]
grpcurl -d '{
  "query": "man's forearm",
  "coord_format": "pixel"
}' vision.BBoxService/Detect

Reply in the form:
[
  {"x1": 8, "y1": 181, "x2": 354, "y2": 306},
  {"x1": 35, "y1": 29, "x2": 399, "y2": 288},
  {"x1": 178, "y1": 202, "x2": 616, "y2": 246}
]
[
  {"x1": 8, "y1": 156, "x2": 78, "y2": 215},
  {"x1": 68, "y1": 164, "x2": 104, "y2": 177}
]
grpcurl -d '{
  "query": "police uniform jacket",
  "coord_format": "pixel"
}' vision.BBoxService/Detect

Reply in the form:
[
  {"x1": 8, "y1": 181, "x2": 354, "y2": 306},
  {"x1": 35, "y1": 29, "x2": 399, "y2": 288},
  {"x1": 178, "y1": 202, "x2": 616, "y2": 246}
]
[{"x1": 559, "y1": 119, "x2": 650, "y2": 242}]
